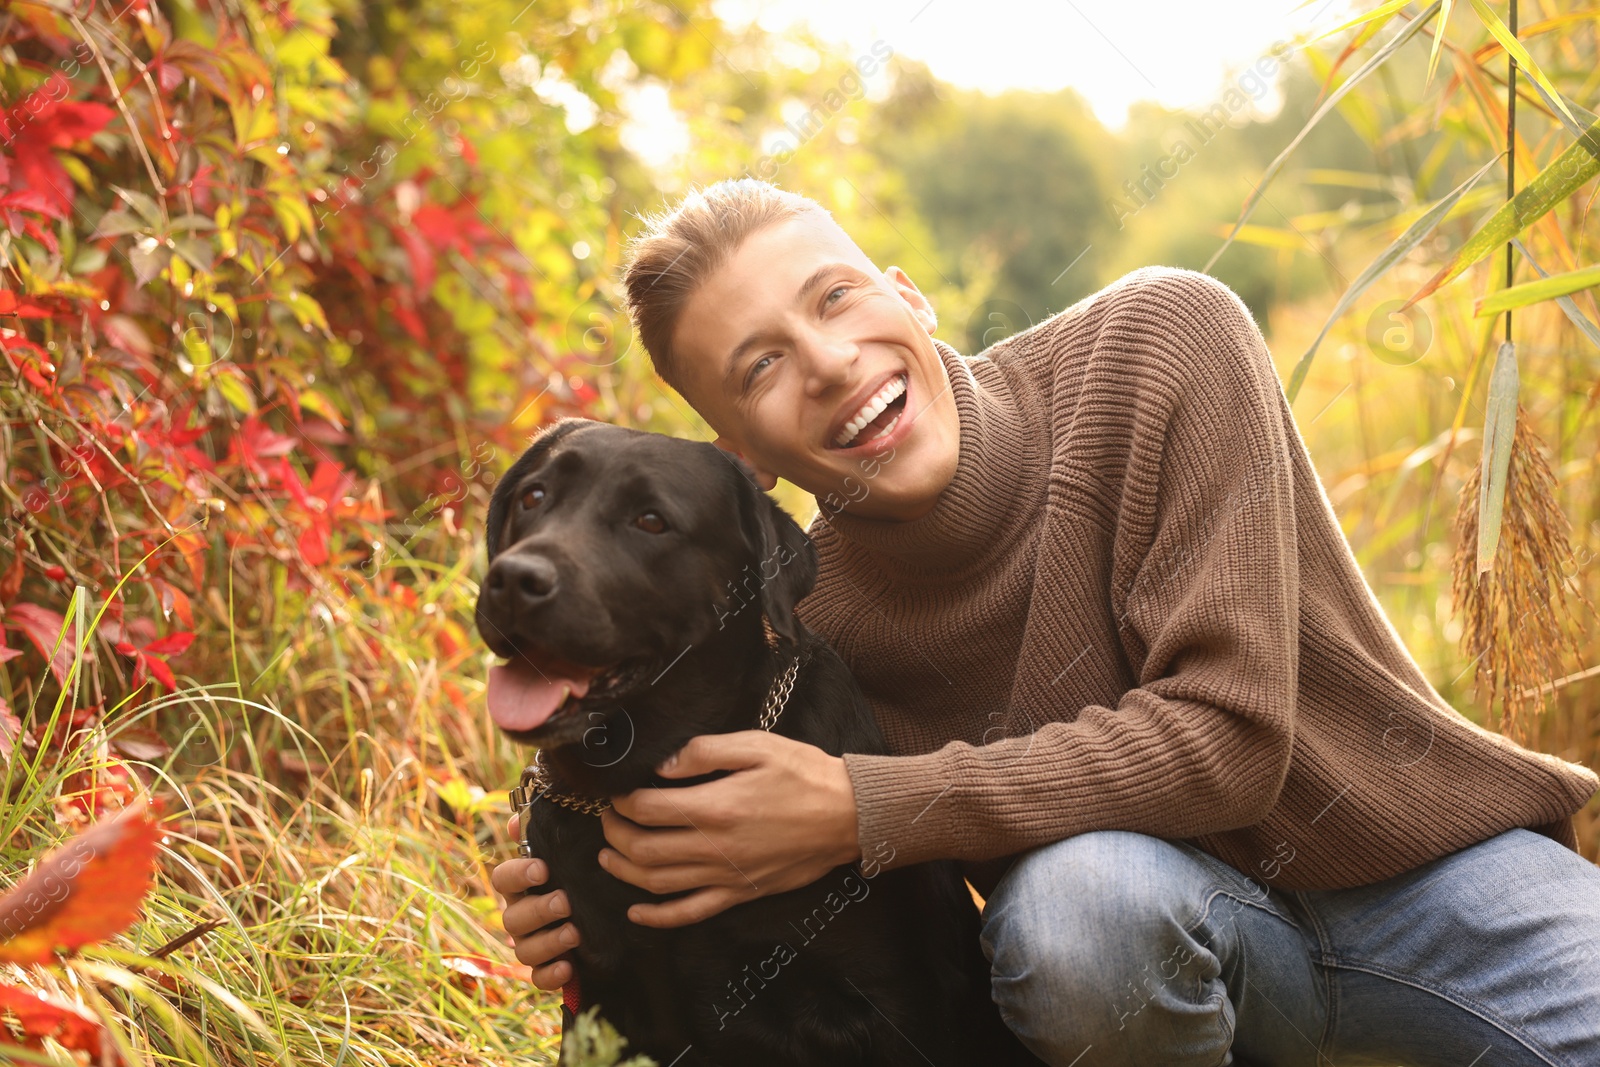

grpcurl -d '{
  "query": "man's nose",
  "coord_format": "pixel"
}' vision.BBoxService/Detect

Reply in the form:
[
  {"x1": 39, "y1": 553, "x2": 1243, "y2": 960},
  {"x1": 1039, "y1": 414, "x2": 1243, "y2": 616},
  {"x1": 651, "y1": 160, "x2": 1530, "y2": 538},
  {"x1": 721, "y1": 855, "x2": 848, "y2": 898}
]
[
  {"x1": 800, "y1": 332, "x2": 859, "y2": 394},
  {"x1": 483, "y1": 553, "x2": 559, "y2": 615}
]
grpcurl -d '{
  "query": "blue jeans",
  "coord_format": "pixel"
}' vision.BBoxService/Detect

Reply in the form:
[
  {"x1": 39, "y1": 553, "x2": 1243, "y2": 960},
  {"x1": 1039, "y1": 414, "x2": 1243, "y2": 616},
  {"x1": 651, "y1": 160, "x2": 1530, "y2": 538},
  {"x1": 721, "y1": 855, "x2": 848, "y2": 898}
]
[{"x1": 979, "y1": 828, "x2": 1600, "y2": 1066}]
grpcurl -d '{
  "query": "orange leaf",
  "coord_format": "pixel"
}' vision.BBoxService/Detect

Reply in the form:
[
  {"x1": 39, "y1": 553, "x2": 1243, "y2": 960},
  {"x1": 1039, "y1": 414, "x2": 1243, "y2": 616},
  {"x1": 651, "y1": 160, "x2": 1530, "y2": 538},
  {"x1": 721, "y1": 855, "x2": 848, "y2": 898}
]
[
  {"x1": 0, "y1": 800, "x2": 164, "y2": 965},
  {"x1": 0, "y1": 983, "x2": 112, "y2": 1060}
]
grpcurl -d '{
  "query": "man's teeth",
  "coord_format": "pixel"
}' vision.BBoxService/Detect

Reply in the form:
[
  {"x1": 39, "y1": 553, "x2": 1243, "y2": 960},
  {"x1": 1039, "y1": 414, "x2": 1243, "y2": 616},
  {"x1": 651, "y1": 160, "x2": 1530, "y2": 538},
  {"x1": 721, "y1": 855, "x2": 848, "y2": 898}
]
[{"x1": 834, "y1": 375, "x2": 907, "y2": 448}]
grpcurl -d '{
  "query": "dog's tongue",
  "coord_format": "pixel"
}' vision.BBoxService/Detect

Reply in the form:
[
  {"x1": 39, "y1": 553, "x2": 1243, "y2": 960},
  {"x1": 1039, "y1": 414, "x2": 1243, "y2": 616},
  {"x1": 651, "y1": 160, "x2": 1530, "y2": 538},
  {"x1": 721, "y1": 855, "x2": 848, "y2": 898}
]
[{"x1": 486, "y1": 655, "x2": 597, "y2": 732}]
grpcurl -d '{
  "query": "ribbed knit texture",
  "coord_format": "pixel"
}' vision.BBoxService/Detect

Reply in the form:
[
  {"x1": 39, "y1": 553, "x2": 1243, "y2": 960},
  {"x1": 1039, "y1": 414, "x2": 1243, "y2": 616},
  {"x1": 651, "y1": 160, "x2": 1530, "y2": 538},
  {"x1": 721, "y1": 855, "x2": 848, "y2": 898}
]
[{"x1": 795, "y1": 266, "x2": 1597, "y2": 896}]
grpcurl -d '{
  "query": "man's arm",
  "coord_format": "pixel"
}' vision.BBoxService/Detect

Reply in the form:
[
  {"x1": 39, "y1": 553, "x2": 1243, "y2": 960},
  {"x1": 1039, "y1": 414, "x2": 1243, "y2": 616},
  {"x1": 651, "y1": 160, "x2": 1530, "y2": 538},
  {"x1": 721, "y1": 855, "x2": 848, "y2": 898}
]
[
  {"x1": 841, "y1": 270, "x2": 1300, "y2": 871},
  {"x1": 598, "y1": 271, "x2": 1297, "y2": 920}
]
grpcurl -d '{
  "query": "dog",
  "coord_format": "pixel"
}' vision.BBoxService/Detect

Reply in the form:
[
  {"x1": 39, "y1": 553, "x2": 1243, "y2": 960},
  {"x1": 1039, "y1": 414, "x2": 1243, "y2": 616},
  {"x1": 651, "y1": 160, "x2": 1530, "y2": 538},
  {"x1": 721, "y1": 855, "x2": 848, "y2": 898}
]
[{"x1": 474, "y1": 417, "x2": 1040, "y2": 1067}]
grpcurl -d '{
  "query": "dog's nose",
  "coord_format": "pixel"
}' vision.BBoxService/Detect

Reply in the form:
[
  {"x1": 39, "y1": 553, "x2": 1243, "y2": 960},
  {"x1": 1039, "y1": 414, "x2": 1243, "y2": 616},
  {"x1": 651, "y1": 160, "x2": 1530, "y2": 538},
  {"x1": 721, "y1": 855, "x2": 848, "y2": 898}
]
[{"x1": 485, "y1": 554, "x2": 559, "y2": 611}]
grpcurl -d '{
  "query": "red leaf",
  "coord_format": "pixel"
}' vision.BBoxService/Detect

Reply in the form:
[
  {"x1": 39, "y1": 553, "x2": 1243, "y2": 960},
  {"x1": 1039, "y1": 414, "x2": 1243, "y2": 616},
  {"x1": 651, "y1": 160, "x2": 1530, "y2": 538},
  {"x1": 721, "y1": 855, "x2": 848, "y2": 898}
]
[
  {"x1": 389, "y1": 298, "x2": 428, "y2": 343},
  {"x1": 6, "y1": 601, "x2": 86, "y2": 684},
  {"x1": 64, "y1": 759, "x2": 140, "y2": 820},
  {"x1": 144, "y1": 654, "x2": 176, "y2": 691},
  {"x1": 411, "y1": 204, "x2": 458, "y2": 249},
  {"x1": 152, "y1": 578, "x2": 194, "y2": 630},
  {"x1": 395, "y1": 224, "x2": 436, "y2": 296},
  {"x1": 0, "y1": 983, "x2": 111, "y2": 1060},
  {"x1": 142, "y1": 631, "x2": 194, "y2": 657},
  {"x1": 228, "y1": 415, "x2": 297, "y2": 477},
  {"x1": 0, "y1": 799, "x2": 164, "y2": 965},
  {"x1": 0, "y1": 532, "x2": 23, "y2": 606},
  {"x1": 297, "y1": 525, "x2": 329, "y2": 567},
  {"x1": 43, "y1": 565, "x2": 66, "y2": 581},
  {"x1": 0, "y1": 695, "x2": 20, "y2": 759},
  {"x1": 0, "y1": 290, "x2": 53, "y2": 317}
]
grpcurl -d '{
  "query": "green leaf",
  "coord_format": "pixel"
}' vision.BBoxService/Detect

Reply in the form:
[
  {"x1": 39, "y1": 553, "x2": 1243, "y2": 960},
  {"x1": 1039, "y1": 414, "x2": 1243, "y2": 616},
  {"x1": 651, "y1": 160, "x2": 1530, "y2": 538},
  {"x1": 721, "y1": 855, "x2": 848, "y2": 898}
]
[
  {"x1": 297, "y1": 388, "x2": 344, "y2": 427},
  {"x1": 111, "y1": 185, "x2": 165, "y2": 228},
  {"x1": 1409, "y1": 124, "x2": 1600, "y2": 304},
  {"x1": 1476, "y1": 342, "x2": 1518, "y2": 575},
  {"x1": 1426, "y1": 0, "x2": 1455, "y2": 85},
  {"x1": 70, "y1": 246, "x2": 107, "y2": 274},
  {"x1": 1475, "y1": 263, "x2": 1600, "y2": 317},
  {"x1": 1205, "y1": 1, "x2": 1442, "y2": 273},
  {"x1": 1288, "y1": 153, "x2": 1501, "y2": 402},
  {"x1": 1512, "y1": 238, "x2": 1600, "y2": 352},
  {"x1": 129, "y1": 239, "x2": 171, "y2": 289},
  {"x1": 1466, "y1": 0, "x2": 1577, "y2": 130},
  {"x1": 170, "y1": 214, "x2": 218, "y2": 232},
  {"x1": 280, "y1": 289, "x2": 329, "y2": 332},
  {"x1": 90, "y1": 211, "x2": 148, "y2": 240},
  {"x1": 1312, "y1": 0, "x2": 1411, "y2": 43},
  {"x1": 214, "y1": 375, "x2": 256, "y2": 415},
  {"x1": 183, "y1": 331, "x2": 214, "y2": 377},
  {"x1": 172, "y1": 237, "x2": 215, "y2": 274},
  {"x1": 1520, "y1": 66, "x2": 1598, "y2": 140}
]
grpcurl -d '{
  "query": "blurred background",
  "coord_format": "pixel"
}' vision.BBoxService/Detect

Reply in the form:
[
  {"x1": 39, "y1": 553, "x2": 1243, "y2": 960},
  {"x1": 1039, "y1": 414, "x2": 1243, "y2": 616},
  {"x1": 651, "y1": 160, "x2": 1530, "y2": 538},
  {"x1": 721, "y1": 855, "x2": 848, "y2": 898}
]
[{"x1": 1, "y1": 0, "x2": 1597, "y2": 1063}]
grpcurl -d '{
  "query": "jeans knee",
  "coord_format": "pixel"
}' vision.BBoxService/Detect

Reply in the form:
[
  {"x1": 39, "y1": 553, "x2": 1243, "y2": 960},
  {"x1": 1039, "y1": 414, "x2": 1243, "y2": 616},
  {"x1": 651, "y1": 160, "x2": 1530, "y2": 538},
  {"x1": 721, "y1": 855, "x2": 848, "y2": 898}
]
[{"x1": 980, "y1": 832, "x2": 1234, "y2": 1065}]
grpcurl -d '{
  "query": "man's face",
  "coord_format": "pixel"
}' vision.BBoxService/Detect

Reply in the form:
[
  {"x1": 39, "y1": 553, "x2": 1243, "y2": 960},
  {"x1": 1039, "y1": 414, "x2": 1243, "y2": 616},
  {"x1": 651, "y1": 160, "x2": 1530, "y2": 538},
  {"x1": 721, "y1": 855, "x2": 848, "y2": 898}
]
[{"x1": 670, "y1": 212, "x2": 960, "y2": 523}]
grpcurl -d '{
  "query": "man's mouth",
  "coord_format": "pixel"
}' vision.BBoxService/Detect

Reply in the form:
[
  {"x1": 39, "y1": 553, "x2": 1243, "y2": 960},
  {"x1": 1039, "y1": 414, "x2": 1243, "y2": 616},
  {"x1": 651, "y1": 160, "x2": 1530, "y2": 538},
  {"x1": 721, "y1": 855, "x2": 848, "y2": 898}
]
[
  {"x1": 830, "y1": 373, "x2": 909, "y2": 449},
  {"x1": 485, "y1": 650, "x2": 641, "y2": 734}
]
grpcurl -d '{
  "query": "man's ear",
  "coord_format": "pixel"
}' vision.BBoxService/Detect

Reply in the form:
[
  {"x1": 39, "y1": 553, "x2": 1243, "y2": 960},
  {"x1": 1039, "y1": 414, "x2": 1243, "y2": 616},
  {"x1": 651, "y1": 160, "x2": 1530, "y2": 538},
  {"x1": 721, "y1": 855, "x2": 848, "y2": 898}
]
[
  {"x1": 727, "y1": 456, "x2": 818, "y2": 647},
  {"x1": 885, "y1": 265, "x2": 937, "y2": 334},
  {"x1": 713, "y1": 434, "x2": 778, "y2": 491}
]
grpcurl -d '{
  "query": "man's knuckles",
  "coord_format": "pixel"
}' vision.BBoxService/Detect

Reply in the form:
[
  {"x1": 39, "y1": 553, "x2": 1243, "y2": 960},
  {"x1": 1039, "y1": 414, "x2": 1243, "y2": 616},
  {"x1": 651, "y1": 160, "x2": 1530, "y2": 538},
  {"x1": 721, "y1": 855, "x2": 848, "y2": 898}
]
[
  {"x1": 513, "y1": 927, "x2": 574, "y2": 968},
  {"x1": 489, "y1": 856, "x2": 544, "y2": 896}
]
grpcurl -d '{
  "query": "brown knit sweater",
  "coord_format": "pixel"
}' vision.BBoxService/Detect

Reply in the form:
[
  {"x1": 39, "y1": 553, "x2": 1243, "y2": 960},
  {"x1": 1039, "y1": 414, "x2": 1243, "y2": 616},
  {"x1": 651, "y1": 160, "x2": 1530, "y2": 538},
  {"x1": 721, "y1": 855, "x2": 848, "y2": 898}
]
[{"x1": 794, "y1": 266, "x2": 1597, "y2": 897}]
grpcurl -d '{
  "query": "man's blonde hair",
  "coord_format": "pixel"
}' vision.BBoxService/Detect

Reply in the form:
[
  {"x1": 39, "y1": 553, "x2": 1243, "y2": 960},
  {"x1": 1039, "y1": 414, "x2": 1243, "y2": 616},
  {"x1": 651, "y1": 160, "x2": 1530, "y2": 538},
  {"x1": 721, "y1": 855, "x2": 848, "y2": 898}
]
[{"x1": 622, "y1": 179, "x2": 831, "y2": 394}]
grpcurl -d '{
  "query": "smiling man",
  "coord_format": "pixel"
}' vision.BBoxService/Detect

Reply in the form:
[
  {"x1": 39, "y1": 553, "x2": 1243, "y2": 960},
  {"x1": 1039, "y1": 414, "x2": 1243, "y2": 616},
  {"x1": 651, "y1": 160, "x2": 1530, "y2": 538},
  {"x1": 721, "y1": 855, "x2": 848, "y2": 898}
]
[{"x1": 492, "y1": 180, "x2": 1600, "y2": 1066}]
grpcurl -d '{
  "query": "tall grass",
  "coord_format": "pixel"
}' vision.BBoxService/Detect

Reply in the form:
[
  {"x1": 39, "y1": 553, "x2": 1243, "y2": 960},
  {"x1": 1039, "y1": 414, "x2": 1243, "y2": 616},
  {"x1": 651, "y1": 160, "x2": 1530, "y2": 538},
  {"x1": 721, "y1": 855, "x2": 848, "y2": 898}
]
[{"x1": 0, "y1": 513, "x2": 664, "y2": 1064}]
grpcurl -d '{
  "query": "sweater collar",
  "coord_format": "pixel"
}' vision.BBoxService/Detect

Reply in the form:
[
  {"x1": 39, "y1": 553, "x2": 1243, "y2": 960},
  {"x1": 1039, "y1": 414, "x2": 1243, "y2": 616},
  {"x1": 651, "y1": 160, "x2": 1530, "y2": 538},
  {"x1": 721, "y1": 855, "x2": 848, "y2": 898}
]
[{"x1": 817, "y1": 338, "x2": 1048, "y2": 576}]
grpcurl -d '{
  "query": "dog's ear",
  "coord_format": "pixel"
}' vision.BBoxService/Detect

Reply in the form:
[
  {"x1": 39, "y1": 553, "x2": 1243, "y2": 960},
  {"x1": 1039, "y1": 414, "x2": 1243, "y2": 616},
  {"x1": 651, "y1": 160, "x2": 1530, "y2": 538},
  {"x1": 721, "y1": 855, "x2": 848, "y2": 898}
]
[
  {"x1": 485, "y1": 418, "x2": 592, "y2": 561},
  {"x1": 727, "y1": 455, "x2": 818, "y2": 646}
]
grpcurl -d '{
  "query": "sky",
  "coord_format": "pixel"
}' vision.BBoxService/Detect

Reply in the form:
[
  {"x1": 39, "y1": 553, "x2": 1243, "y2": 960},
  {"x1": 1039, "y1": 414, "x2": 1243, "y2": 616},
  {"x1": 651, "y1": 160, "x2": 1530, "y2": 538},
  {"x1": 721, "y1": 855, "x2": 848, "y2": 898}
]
[{"x1": 712, "y1": 0, "x2": 1361, "y2": 128}]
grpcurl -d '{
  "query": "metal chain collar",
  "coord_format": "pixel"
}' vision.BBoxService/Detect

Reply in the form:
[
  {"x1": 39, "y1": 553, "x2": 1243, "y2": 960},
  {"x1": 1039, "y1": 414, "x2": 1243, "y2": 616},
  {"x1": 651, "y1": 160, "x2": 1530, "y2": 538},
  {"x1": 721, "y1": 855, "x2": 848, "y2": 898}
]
[{"x1": 510, "y1": 631, "x2": 803, "y2": 833}]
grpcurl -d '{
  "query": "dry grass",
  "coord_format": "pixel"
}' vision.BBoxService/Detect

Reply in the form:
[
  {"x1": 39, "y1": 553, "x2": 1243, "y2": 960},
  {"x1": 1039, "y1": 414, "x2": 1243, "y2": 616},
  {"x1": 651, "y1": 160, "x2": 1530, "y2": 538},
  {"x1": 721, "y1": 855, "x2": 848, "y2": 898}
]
[{"x1": 1451, "y1": 404, "x2": 1592, "y2": 743}]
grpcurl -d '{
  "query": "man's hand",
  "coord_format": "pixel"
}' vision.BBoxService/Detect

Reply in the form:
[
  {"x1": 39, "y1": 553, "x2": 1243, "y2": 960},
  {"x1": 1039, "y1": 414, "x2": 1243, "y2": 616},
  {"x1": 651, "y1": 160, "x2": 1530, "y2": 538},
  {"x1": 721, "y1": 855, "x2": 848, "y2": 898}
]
[
  {"x1": 600, "y1": 731, "x2": 861, "y2": 928},
  {"x1": 491, "y1": 813, "x2": 581, "y2": 990}
]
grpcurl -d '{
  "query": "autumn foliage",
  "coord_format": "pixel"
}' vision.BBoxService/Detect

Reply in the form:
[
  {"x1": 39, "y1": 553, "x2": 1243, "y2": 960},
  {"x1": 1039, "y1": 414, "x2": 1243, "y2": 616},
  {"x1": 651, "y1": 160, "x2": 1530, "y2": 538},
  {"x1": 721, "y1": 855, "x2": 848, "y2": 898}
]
[
  {"x1": 1, "y1": 0, "x2": 722, "y2": 1058},
  {"x1": 0, "y1": 801, "x2": 162, "y2": 1061}
]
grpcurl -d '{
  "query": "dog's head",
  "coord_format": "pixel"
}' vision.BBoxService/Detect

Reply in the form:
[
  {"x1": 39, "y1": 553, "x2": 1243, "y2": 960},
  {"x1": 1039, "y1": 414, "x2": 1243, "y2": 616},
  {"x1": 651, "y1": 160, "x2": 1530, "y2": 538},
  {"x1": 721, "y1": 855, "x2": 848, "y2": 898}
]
[{"x1": 475, "y1": 418, "x2": 817, "y2": 750}]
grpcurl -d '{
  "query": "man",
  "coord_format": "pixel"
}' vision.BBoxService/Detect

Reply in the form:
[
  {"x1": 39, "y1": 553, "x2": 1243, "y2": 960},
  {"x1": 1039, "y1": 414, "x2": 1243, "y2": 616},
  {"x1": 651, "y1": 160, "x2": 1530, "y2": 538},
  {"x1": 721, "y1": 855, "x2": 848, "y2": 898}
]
[{"x1": 492, "y1": 179, "x2": 1600, "y2": 1066}]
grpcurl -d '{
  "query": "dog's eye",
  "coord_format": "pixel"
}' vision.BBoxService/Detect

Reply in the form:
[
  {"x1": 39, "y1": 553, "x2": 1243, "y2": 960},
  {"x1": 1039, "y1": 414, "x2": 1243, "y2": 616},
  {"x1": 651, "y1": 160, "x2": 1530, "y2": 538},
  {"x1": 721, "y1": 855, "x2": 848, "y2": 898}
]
[
  {"x1": 520, "y1": 485, "x2": 547, "y2": 510},
  {"x1": 634, "y1": 511, "x2": 667, "y2": 534}
]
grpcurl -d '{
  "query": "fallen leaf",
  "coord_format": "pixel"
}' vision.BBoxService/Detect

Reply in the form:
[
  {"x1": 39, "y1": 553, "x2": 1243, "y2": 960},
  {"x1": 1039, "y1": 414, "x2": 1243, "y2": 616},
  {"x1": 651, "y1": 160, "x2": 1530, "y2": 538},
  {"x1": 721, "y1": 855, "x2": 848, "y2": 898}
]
[
  {"x1": 0, "y1": 983, "x2": 113, "y2": 1061},
  {"x1": 0, "y1": 799, "x2": 165, "y2": 965},
  {"x1": 109, "y1": 728, "x2": 172, "y2": 763}
]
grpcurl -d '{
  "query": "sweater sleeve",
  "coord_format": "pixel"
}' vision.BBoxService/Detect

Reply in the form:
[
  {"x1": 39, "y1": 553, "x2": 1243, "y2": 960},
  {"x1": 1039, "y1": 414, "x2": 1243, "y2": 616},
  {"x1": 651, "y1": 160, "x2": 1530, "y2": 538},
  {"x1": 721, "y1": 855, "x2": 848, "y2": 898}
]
[{"x1": 841, "y1": 269, "x2": 1301, "y2": 872}]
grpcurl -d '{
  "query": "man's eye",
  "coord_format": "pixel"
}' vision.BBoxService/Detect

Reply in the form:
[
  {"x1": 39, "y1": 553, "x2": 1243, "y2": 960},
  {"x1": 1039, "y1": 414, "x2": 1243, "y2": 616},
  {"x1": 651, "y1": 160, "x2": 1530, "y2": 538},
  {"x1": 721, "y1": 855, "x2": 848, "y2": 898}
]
[
  {"x1": 745, "y1": 354, "x2": 775, "y2": 390},
  {"x1": 520, "y1": 484, "x2": 546, "y2": 509},
  {"x1": 825, "y1": 285, "x2": 847, "y2": 305},
  {"x1": 634, "y1": 511, "x2": 668, "y2": 534}
]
